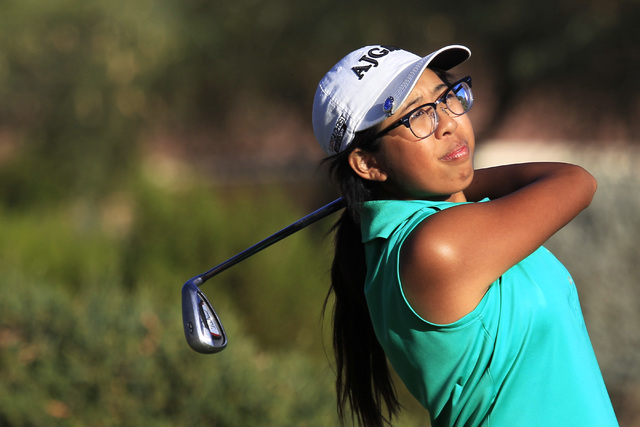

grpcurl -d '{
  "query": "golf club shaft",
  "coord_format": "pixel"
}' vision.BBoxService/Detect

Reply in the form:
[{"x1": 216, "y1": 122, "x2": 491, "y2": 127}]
[{"x1": 194, "y1": 197, "x2": 345, "y2": 286}]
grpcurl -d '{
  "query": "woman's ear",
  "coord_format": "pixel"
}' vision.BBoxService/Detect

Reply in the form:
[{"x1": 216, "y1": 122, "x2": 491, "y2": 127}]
[{"x1": 348, "y1": 148, "x2": 387, "y2": 182}]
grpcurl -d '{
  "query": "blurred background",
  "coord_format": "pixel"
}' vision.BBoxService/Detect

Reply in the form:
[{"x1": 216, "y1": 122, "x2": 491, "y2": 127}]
[{"x1": 0, "y1": 0, "x2": 638, "y2": 425}]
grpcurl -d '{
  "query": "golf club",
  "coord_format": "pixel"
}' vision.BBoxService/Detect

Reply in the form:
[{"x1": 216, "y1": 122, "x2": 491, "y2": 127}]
[{"x1": 182, "y1": 197, "x2": 345, "y2": 354}]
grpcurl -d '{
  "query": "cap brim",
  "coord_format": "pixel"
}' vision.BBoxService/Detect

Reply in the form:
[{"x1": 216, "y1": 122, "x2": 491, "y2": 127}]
[
  {"x1": 428, "y1": 45, "x2": 471, "y2": 71},
  {"x1": 390, "y1": 45, "x2": 471, "y2": 114}
]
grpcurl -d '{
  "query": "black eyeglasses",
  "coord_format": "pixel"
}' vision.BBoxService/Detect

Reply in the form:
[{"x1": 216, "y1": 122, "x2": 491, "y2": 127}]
[{"x1": 375, "y1": 76, "x2": 473, "y2": 140}]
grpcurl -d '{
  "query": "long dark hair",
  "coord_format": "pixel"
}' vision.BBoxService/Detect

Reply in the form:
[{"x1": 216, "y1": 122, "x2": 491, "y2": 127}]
[
  {"x1": 322, "y1": 125, "x2": 399, "y2": 427},
  {"x1": 323, "y1": 69, "x2": 456, "y2": 426}
]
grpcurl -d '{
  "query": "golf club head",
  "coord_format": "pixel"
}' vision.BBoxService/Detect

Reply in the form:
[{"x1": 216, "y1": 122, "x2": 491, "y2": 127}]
[{"x1": 182, "y1": 280, "x2": 227, "y2": 354}]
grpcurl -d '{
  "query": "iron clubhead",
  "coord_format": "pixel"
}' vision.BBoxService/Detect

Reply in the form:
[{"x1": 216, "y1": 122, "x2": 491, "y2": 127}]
[{"x1": 182, "y1": 280, "x2": 228, "y2": 353}]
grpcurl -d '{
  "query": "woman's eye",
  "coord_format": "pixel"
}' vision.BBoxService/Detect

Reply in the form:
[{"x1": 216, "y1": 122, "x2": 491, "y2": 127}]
[{"x1": 412, "y1": 109, "x2": 426, "y2": 118}]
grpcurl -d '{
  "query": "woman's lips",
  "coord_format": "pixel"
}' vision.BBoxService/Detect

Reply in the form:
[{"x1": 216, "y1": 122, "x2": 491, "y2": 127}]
[{"x1": 440, "y1": 143, "x2": 469, "y2": 161}]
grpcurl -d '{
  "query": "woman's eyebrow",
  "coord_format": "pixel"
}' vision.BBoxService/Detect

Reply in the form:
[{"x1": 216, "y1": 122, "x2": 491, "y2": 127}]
[
  {"x1": 400, "y1": 83, "x2": 449, "y2": 114},
  {"x1": 432, "y1": 83, "x2": 449, "y2": 98},
  {"x1": 402, "y1": 95, "x2": 424, "y2": 112}
]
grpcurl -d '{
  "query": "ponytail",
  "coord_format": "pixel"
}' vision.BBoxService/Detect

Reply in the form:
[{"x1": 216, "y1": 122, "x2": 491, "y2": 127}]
[
  {"x1": 327, "y1": 211, "x2": 400, "y2": 427},
  {"x1": 323, "y1": 127, "x2": 400, "y2": 426}
]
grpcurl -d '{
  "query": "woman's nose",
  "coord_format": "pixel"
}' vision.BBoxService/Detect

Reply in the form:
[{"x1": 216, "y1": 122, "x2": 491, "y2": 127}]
[{"x1": 434, "y1": 107, "x2": 457, "y2": 139}]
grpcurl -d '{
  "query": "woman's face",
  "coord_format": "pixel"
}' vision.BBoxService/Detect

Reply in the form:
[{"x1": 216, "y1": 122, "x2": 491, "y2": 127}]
[{"x1": 357, "y1": 68, "x2": 476, "y2": 202}]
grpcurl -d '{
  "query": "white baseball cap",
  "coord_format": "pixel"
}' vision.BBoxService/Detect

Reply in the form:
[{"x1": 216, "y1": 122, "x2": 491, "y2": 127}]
[{"x1": 312, "y1": 44, "x2": 471, "y2": 155}]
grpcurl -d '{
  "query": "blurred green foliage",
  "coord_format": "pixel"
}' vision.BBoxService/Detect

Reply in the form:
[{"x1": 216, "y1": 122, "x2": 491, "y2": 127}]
[
  {"x1": 0, "y1": 269, "x2": 341, "y2": 426},
  {"x1": 0, "y1": 0, "x2": 637, "y2": 208}
]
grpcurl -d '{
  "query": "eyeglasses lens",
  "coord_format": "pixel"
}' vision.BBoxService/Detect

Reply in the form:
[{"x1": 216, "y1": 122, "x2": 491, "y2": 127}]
[
  {"x1": 408, "y1": 107, "x2": 437, "y2": 139},
  {"x1": 446, "y1": 82, "x2": 472, "y2": 115},
  {"x1": 408, "y1": 81, "x2": 473, "y2": 139}
]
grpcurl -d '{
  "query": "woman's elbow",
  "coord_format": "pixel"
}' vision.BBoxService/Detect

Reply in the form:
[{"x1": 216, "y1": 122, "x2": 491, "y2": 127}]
[{"x1": 577, "y1": 165, "x2": 597, "y2": 208}]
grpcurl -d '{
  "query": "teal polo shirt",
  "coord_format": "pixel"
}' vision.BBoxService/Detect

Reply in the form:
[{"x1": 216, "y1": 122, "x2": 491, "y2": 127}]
[{"x1": 361, "y1": 199, "x2": 618, "y2": 426}]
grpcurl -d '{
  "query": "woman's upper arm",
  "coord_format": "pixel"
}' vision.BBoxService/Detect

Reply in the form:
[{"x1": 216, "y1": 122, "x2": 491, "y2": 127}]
[{"x1": 399, "y1": 163, "x2": 597, "y2": 324}]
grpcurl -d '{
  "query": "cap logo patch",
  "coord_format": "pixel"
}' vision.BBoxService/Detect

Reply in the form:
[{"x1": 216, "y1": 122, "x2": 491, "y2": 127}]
[
  {"x1": 351, "y1": 45, "x2": 401, "y2": 80},
  {"x1": 329, "y1": 115, "x2": 348, "y2": 153}
]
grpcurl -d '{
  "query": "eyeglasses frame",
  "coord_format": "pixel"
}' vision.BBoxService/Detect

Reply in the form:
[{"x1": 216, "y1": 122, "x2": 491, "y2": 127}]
[{"x1": 374, "y1": 76, "x2": 473, "y2": 140}]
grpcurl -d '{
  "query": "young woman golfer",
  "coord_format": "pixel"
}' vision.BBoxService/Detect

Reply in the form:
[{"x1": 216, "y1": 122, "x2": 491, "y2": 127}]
[{"x1": 313, "y1": 44, "x2": 619, "y2": 426}]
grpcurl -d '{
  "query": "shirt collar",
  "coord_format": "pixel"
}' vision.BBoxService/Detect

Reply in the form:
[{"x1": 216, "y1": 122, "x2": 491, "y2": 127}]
[
  {"x1": 360, "y1": 200, "x2": 443, "y2": 242},
  {"x1": 360, "y1": 198, "x2": 488, "y2": 243}
]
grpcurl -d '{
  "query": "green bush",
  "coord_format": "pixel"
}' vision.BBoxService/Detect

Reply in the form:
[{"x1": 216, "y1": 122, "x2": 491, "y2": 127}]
[{"x1": 0, "y1": 273, "x2": 341, "y2": 426}]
